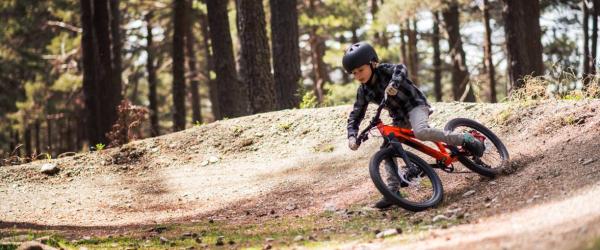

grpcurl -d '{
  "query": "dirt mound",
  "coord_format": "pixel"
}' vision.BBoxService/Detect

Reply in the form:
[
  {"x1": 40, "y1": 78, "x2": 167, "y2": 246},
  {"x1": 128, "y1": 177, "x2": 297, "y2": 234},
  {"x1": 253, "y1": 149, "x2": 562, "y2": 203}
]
[{"x1": 1, "y1": 99, "x2": 599, "y2": 249}]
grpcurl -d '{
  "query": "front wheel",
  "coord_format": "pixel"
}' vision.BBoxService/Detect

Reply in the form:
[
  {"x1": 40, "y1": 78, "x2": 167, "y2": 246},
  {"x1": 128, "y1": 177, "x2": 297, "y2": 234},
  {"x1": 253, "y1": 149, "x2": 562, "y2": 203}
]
[
  {"x1": 445, "y1": 118, "x2": 510, "y2": 177},
  {"x1": 369, "y1": 148, "x2": 443, "y2": 212}
]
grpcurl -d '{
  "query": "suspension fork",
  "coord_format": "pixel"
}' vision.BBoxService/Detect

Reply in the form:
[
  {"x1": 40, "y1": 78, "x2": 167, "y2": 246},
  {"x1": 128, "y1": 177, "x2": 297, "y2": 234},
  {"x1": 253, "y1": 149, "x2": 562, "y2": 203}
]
[{"x1": 387, "y1": 133, "x2": 412, "y2": 169}]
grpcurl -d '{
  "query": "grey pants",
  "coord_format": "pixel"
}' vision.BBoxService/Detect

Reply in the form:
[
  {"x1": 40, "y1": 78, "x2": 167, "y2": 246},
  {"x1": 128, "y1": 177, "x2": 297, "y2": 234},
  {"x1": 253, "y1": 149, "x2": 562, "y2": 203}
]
[{"x1": 385, "y1": 105, "x2": 464, "y2": 191}]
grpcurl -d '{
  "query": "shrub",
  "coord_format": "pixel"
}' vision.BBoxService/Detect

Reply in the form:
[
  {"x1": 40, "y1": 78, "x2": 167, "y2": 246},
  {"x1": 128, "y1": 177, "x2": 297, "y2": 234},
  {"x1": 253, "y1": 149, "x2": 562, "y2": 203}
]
[{"x1": 106, "y1": 100, "x2": 149, "y2": 147}]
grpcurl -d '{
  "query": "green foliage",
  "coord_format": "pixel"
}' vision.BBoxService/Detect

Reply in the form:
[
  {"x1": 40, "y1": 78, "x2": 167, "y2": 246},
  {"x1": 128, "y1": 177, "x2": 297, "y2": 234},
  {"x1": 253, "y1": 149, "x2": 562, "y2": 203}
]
[
  {"x1": 300, "y1": 92, "x2": 319, "y2": 109},
  {"x1": 95, "y1": 143, "x2": 106, "y2": 151},
  {"x1": 51, "y1": 72, "x2": 82, "y2": 92},
  {"x1": 278, "y1": 122, "x2": 293, "y2": 131},
  {"x1": 323, "y1": 82, "x2": 359, "y2": 106},
  {"x1": 313, "y1": 143, "x2": 335, "y2": 153},
  {"x1": 562, "y1": 115, "x2": 576, "y2": 125}
]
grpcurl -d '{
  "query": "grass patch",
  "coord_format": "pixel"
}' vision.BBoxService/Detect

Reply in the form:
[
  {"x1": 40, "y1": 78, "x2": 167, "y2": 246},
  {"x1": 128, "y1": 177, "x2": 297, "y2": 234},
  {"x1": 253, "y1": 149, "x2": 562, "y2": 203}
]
[
  {"x1": 0, "y1": 206, "x2": 462, "y2": 249},
  {"x1": 582, "y1": 235, "x2": 600, "y2": 250},
  {"x1": 313, "y1": 144, "x2": 335, "y2": 153},
  {"x1": 278, "y1": 122, "x2": 293, "y2": 132}
]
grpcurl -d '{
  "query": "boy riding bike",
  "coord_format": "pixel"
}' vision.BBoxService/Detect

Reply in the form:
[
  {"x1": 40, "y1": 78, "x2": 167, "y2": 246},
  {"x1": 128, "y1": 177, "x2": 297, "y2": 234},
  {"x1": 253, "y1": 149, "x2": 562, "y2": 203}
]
[{"x1": 343, "y1": 42, "x2": 485, "y2": 209}]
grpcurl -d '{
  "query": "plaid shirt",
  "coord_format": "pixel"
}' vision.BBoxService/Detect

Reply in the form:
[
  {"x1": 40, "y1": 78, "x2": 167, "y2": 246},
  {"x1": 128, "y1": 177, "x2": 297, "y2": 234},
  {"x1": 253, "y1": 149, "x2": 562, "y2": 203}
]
[{"x1": 347, "y1": 63, "x2": 430, "y2": 138}]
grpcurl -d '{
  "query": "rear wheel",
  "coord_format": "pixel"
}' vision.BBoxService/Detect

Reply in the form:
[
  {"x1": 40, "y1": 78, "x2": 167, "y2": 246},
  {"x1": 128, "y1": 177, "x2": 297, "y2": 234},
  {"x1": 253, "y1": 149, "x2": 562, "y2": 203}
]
[
  {"x1": 369, "y1": 148, "x2": 443, "y2": 212},
  {"x1": 445, "y1": 118, "x2": 510, "y2": 177}
]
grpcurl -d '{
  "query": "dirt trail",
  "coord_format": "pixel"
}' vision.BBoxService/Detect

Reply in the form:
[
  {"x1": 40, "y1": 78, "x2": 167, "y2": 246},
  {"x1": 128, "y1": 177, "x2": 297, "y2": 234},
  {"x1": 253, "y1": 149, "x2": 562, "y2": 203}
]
[{"x1": 1, "y1": 99, "x2": 599, "y2": 249}]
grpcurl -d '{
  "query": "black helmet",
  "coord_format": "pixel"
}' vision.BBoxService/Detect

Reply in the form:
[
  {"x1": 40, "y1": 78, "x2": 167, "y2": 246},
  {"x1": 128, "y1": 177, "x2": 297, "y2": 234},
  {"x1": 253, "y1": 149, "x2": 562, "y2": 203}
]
[{"x1": 342, "y1": 42, "x2": 378, "y2": 73}]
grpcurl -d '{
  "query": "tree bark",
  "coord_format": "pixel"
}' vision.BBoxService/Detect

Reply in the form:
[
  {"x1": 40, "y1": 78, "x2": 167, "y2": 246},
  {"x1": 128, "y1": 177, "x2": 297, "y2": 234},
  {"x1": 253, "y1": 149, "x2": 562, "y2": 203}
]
[
  {"x1": 442, "y1": 2, "x2": 475, "y2": 102},
  {"x1": 351, "y1": 28, "x2": 359, "y2": 44},
  {"x1": 110, "y1": 0, "x2": 123, "y2": 95},
  {"x1": 34, "y1": 120, "x2": 40, "y2": 154},
  {"x1": 584, "y1": 1, "x2": 591, "y2": 79},
  {"x1": 80, "y1": 0, "x2": 101, "y2": 145},
  {"x1": 65, "y1": 117, "x2": 74, "y2": 152},
  {"x1": 145, "y1": 12, "x2": 160, "y2": 137},
  {"x1": 236, "y1": 0, "x2": 277, "y2": 113},
  {"x1": 483, "y1": 0, "x2": 497, "y2": 103},
  {"x1": 400, "y1": 24, "x2": 408, "y2": 64},
  {"x1": 502, "y1": 0, "x2": 545, "y2": 91},
  {"x1": 172, "y1": 0, "x2": 187, "y2": 131},
  {"x1": 94, "y1": 0, "x2": 119, "y2": 143},
  {"x1": 24, "y1": 125, "x2": 32, "y2": 158},
  {"x1": 592, "y1": 0, "x2": 599, "y2": 77},
  {"x1": 270, "y1": 0, "x2": 301, "y2": 109},
  {"x1": 406, "y1": 19, "x2": 419, "y2": 85},
  {"x1": 432, "y1": 11, "x2": 442, "y2": 102},
  {"x1": 14, "y1": 131, "x2": 21, "y2": 157},
  {"x1": 8, "y1": 129, "x2": 14, "y2": 156},
  {"x1": 206, "y1": 0, "x2": 247, "y2": 117},
  {"x1": 186, "y1": 0, "x2": 203, "y2": 124},
  {"x1": 371, "y1": 0, "x2": 381, "y2": 46},
  {"x1": 198, "y1": 10, "x2": 221, "y2": 120},
  {"x1": 46, "y1": 118, "x2": 52, "y2": 153},
  {"x1": 76, "y1": 114, "x2": 84, "y2": 151},
  {"x1": 307, "y1": 0, "x2": 329, "y2": 104}
]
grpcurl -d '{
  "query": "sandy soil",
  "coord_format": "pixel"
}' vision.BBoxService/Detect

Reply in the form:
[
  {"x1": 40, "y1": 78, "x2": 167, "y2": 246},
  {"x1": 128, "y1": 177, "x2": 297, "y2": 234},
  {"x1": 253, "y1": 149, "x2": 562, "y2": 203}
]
[{"x1": 1, "y1": 99, "x2": 599, "y2": 249}]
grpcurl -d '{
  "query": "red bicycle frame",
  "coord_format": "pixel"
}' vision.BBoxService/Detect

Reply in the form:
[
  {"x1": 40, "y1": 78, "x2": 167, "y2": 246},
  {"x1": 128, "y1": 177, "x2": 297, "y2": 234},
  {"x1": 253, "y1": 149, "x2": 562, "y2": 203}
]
[{"x1": 375, "y1": 122, "x2": 458, "y2": 166}]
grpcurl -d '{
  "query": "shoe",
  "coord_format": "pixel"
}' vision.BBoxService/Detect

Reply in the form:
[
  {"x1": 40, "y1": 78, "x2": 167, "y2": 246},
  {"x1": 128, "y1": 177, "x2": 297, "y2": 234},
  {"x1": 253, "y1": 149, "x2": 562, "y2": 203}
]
[
  {"x1": 374, "y1": 197, "x2": 393, "y2": 209},
  {"x1": 462, "y1": 133, "x2": 485, "y2": 157}
]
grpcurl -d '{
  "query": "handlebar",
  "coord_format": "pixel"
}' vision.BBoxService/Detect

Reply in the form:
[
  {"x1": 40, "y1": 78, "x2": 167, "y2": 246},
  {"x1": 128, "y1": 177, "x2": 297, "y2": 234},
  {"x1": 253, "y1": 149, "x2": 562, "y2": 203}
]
[{"x1": 355, "y1": 94, "x2": 388, "y2": 146}]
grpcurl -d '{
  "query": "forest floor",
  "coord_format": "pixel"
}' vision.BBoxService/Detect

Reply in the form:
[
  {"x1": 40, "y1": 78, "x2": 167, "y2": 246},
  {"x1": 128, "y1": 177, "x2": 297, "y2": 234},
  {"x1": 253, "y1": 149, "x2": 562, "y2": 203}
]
[{"x1": 1, "y1": 99, "x2": 600, "y2": 250}]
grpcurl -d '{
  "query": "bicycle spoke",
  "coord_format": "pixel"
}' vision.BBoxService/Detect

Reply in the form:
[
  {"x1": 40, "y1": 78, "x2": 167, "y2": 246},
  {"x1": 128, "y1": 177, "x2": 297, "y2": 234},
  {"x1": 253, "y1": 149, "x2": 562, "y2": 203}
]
[
  {"x1": 455, "y1": 125, "x2": 506, "y2": 170},
  {"x1": 378, "y1": 156, "x2": 435, "y2": 204}
]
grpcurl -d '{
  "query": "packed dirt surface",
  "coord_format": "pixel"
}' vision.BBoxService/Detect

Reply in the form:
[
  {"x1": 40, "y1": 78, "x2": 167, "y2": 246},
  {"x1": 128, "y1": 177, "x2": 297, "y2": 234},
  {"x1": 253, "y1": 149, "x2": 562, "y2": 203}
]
[{"x1": 1, "y1": 99, "x2": 599, "y2": 249}]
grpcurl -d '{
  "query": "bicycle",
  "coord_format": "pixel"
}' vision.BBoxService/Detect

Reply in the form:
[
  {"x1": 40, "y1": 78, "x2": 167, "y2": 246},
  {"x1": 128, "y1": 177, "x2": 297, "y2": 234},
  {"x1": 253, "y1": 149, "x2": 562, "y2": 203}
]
[{"x1": 355, "y1": 97, "x2": 510, "y2": 212}]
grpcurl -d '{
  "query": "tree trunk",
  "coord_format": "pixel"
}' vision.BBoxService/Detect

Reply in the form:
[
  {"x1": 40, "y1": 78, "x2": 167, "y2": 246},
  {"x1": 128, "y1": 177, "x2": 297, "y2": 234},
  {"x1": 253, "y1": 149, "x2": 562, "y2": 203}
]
[
  {"x1": 65, "y1": 117, "x2": 75, "y2": 152},
  {"x1": 172, "y1": 0, "x2": 187, "y2": 131},
  {"x1": 592, "y1": 0, "x2": 599, "y2": 77},
  {"x1": 584, "y1": 1, "x2": 591, "y2": 80},
  {"x1": 442, "y1": 3, "x2": 475, "y2": 102},
  {"x1": 34, "y1": 120, "x2": 40, "y2": 154},
  {"x1": 310, "y1": 32, "x2": 328, "y2": 104},
  {"x1": 59, "y1": 118, "x2": 65, "y2": 153},
  {"x1": 24, "y1": 125, "x2": 32, "y2": 158},
  {"x1": 14, "y1": 131, "x2": 21, "y2": 157},
  {"x1": 129, "y1": 73, "x2": 140, "y2": 103},
  {"x1": 406, "y1": 19, "x2": 419, "y2": 85},
  {"x1": 307, "y1": 0, "x2": 329, "y2": 104},
  {"x1": 76, "y1": 114, "x2": 84, "y2": 151},
  {"x1": 483, "y1": 0, "x2": 497, "y2": 103},
  {"x1": 340, "y1": 35, "x2": 351, "y2": 83},
  {"x1": 371, "y1": 0, "x2": 381, "y2": 46},
  {"x1": 432, "y1": 11, "x2": 442, "y2": 102},
  {"x1": 400, "y1": 24, "x2": 408, "y2": 64},
  {"x1": 236, "y1": 0, "x2": 277, "y2": 113},
  {"x1": 110, "y1": 0, "x2": 123, "y2": 95},
  {"x1": 502, "y1": 0, "x2": 545, "y2": 91},
  {"x1": 270, "y1": 0, "x2": 301, "y2": 109},
  {"x1": 8, "y1": 129, "x2": 14, "y2": 156},
  {"x1": 198, "y1": 11, "x2": 221, "y2": 120},
  {"x1": 46, "y1": 118, "x2": 52, "y2": 154},
  {"x1": 351, "y1": 28, "x2": 359, "y2": 44},
  {"x1": 206, "y1": 0, "x2": 247, "y2": 117},
  {"x1": 94, "y1": 0, "x2": 119, "y2": 143},
  {"x1": 80, "y1": 0, "x2": 101, "y2": 145},
  {"x1": 186, "y1": 0, "x2": 202, "y2": 124},
  {"x1": 145, "y1": 12, "x2": 160, "y2": 137}
]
